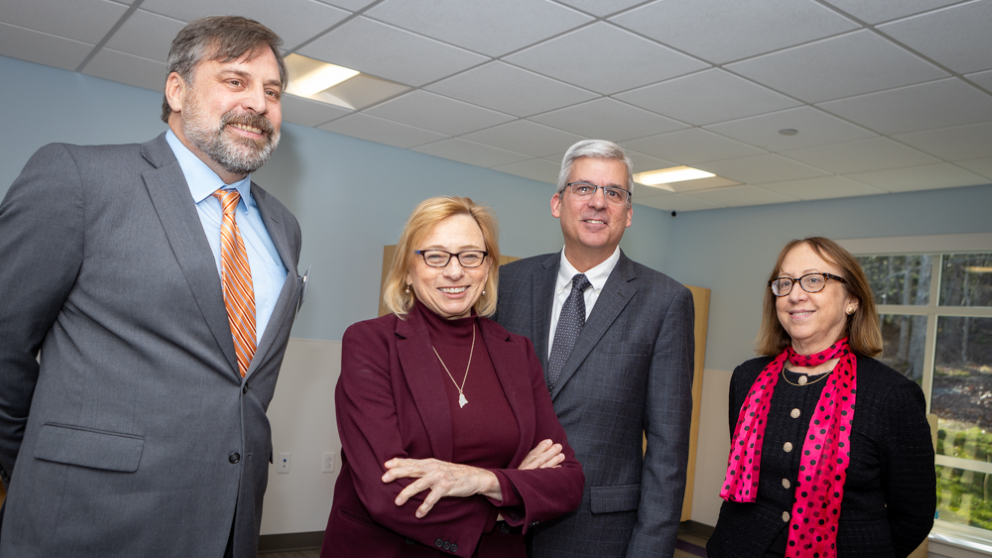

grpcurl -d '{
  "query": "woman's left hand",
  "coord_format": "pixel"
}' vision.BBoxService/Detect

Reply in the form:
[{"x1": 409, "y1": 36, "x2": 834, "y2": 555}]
[{"x1": 383, "y1": 458, "x2": 502, "y2": 518}]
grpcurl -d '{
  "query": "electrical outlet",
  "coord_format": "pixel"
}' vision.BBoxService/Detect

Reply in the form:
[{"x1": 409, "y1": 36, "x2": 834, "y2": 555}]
[
  {"x1": 277, "y1": 452, "x2": 291, "y2": 474},
  {"x1": 322, "y1": 451, "x2": 335, "y2": 473}
]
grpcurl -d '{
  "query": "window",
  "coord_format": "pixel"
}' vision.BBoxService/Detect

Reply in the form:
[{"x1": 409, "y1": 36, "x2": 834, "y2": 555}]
[{"x1": 856, "y1": 250, "x2": 992, "y2": 540}]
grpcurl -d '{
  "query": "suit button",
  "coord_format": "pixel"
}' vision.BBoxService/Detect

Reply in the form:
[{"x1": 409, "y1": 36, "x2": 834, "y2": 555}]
[
  {"x1": 782, "y1": 478, "x2": 791, "y2": 489},
  {"x1": 229, "y1": 453, "x2": 241, "y2": 464},
  {"x1": 243, "y1": 385, "x2": 248, "y2": 394},
  {"x1": 783, "y1": 442, "x2": 793, "y2": 452},
  {"x1": 451, "y1": 543, "x2": 458, "y2": 552},
  {"x1": 782, "y1": 511, "x2": 790, "y2": 522},
  {"x1": 443, "y1": 542, "x2": 451, "y2": 550},
  {"x1": 405, "y1": 538, "x2": 415, "y2": 545},
  {"x1": 500, "y1": 523, "x2": 510, "y2": 534},
  {"x1": 790, "y1": 408, "x2": 800, "y2": 418},
  {"x1": 435, "y1": 539, "x2": 443, "y2": 548}
]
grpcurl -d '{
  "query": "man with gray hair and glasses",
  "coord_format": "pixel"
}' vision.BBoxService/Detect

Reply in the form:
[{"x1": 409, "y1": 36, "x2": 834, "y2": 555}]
[
  {"x1": 0, "y1": 16, "x2": 302, "y2": 558},
  {"x1": 496, "y1": 139, "x2": 695, "y2": 558}
]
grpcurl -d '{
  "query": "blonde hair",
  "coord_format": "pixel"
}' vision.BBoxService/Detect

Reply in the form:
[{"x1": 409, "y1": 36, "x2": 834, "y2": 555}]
[
  {"x1": 382, "y1": 197, "x2": 500, "y2": 319},
  {"x1": 756, "y1": 237, "x2": 883, "y2": 358}
]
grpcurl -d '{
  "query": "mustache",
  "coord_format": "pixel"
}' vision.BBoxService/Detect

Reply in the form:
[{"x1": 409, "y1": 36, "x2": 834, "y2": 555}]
[{"x1": 221, "y1": 111, "x2": 275, "y2": 137}]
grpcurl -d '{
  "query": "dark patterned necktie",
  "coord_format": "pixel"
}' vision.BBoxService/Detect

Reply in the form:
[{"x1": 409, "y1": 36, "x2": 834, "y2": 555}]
[{"x1": 547, "y1": 273, "x2": 591, "y2": 389}]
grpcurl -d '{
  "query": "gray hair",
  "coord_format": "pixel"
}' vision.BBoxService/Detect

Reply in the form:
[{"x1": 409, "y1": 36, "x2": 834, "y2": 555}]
[
  {"x1": 160, "y1": 16, "x2": 287, "y2": 123},
  {"x1": 556, "y1": 139, "x2": 634, "y2": 197}
]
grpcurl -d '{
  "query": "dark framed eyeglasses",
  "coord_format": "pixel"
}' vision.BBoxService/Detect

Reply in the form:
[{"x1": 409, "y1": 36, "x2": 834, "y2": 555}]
[
  {"x1": 769, "y1": 273, "x2": 847, "y2": 297},
  {"x1": 415, "y1": 249, "x2": 488, "y2": 268},
  {"x1": 565, "y1": 182, "x2": 631, "y2": 205}
]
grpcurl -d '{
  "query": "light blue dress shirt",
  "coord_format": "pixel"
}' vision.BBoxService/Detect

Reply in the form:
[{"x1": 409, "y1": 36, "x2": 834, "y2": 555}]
[{"x1": 165, "y1": 130, "x2": 288, "y2": 346}]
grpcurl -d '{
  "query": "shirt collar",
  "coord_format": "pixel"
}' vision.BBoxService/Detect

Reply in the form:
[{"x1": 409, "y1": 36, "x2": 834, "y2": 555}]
[
  {"x1": 165, "y1": 129, "x2": 253, "y2": 214},
  {"x1": 556, "y1": 246, "x2": 621, "y2": 295}
]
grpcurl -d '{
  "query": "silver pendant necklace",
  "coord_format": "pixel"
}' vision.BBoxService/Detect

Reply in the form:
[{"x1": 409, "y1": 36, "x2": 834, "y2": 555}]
[{"x1": 432, "y1": 323, "x2": 475, "y2": 408}]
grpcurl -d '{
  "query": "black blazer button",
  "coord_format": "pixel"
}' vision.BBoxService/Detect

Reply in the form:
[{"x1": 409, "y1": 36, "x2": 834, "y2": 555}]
[
  {"x1": 229, "y1": 453, "x2": 241, "y2": 464},
  {"x1": 451, "y1": 543, "x2": 458, "y2": 552},
  {"x1": 242, "y1": 385, "x2": 248, "y2": 394},
  {"x1": 435, "y1": 539, "x2": 444, "y2": 548},
  {"x1": 500, "y1": 523, "x2": 510, "y2": 534},
  {"x1": 443, "y1": 542, "x2": 451, "y2": 550}
]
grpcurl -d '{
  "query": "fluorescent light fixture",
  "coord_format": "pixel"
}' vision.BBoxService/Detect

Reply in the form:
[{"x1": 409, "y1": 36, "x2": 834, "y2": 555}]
[
  {"x1": 293, "y1": 63, "x2": 359, "y2": 96},
  {"x1": 965, "y1": 266, "x2": 992, "y2": 273},
  {"x1": 633, "y1": 166, "x2": 715, "y2": 186}
]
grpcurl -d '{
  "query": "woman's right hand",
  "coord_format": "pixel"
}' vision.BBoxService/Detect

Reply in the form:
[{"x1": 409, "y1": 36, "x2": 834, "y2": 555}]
[{"x1": 518, "y1": 439, "x2": 565, "y2": 470}]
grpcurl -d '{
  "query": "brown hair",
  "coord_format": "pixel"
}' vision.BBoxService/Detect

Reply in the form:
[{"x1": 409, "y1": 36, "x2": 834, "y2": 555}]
[
  {"x1": 160, "y1": 16, "x2": 287, "y2": 123},
  {"x1": 756, "y1": 237, "x2": 882, "y2": 357},
  {"x1": 382, "y1": 197, "x2": 501, "y2": 319}
]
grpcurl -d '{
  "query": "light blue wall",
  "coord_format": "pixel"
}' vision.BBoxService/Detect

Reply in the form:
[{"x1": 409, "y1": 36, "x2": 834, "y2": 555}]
[
  {"x1": 0, "y1": 55, "x2": 674, "y2": 341},
  {"x1": 665, "y1": 184, "x2": 992, "y2": 372}
]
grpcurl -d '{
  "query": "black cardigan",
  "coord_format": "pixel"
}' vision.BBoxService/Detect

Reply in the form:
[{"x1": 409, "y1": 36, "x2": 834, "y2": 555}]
[{"x1": 707, "y1": 355, "x2": 935, "y2": 558}]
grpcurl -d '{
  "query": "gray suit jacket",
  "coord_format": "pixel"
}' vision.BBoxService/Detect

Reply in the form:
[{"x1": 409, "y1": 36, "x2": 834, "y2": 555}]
[
  {"x1": 496, "y1": 251, "x2": 694, "y2": 558},
  {"x1": 0, "y1": 134, "x2": 303, "y2": 558}
]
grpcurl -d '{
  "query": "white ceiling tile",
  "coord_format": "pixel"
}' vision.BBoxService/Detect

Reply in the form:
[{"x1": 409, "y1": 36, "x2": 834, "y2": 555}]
[
  {"x1": 529, "y1": 98, "x2": 688, "y2": 142},
  {"x1": 0, "y1": 0, "x2": 128, "y2": 45},
  {"x1": 616, "y1": 69, "x2": 800, "y2": 126},
  {"x1": 281, "y1": 94, "x2": 352, "y2": 127},
  {"x1": 849, "y1": 162, "x2": 990, "y2": 192},
  {"x1": 504, "y1": 22, "x2": 707, "y2": 95},
  {"x1": 140, "y1": 0, "x2": 350, "y2": 48},
  {"x1": 658, "y1": 176, "x2": 743, "y2": 193},
  {"x1": 364, "y1": 90, "x2": 514, "y2": 136},
  {"x1": 365, "y1": 0, "x2": 592, "y2": 57},
  {"x1": 704, "y1": 107, "x2": 877, "y2": 151},
  {"x1": 818, "y1": 78, "x2": 992, "y2": 135},
  {"x1": 968, "y1": 70, "x2": 992, "y2": 93},
  {"x1": 755, "y1": 176, "x2": 888, "y2": 200},
  {"x1": 780, "y1": 137, "x2": 939, "y2": 173},
  {"x1": 0, "y1": 22, "x2": 94, "y2": 71},
  {"x1": 956, "y1": 157, "x2": 992, "y2": 180},
  {"x1": 610, "y1": 0, "x2": 858, "y2": 64},
  {"x1": 104, "y1": 10, "x2": 186, "y2": 63},
  {"x1": 82, "y1": 48, "x2": 166, "y2": 91},
  {"x1": 412, "y1": 138, "x2": 531, "y2": 168},
  {"x1": 318, "y1": 113, "x2": 446, "y2": 148},
  {"x1": 819, "y1": 0, "x2": 963, "y2": 24},
  {"x1": 625, "y1": 150, "x2": 678, "y2": 174},
  {"x1": 635, "y1": 193, "x2": 721, "y2": 212},
  {"x1": 555, "y1": 0, "x2": 651, "y2": 17},
  {"x1": 314, "y1": 0, "x2": 376, "y2": 10},
  {"x1": 624, "y1": 128, "x2": 764, "y2": 164},
  {"x1": 726, "y1": 30, "x2": 948, "y2": 103},
  {"x1": 490, "y1": 158, "x2": 561, "y2": 184},
  {"x1": 425, "y1": 62, "x2": 598, "y2": 117},
  {"x1": 681, "y1": 185, "x2": 799, "y2": 207},
  {"x1": 298, "y1": 17, "x2": 487, "y2": 87},
  {"x1": 894, "y1": 121, "x2": 992, "y2": 161},
  {"x1": 696, "y1": 153, "x2": 831, "y2": 183},
  {"x1": 461, "y1": 121, "x2": 585, "y2": 158},
  {"x1": 878, "y1": 0, "x2": 992, "y2": 74}
]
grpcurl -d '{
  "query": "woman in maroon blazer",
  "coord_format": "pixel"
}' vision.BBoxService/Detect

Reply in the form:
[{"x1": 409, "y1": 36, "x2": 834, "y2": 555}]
[{"x1": 320, "y1": 196, "x2": 584, "y2": 558}]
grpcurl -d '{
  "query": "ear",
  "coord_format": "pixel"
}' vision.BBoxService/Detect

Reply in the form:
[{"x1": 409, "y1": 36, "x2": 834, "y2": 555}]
[
  {"x1": 551, "y1": 192, "x2": 562, "y2": 218},
  {"x1": 164, "y1": 72, "x2": 187, "y2": 114},
  {"x1": 625, "y1": 203, "x2": 632, "y2": 228}
]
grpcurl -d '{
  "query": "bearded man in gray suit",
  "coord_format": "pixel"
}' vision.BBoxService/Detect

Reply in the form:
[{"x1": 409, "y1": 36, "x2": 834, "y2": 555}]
[
  {"x1": 0, "y1": 16, "x2": 303, "y2": 558},
  {"x1": 496, "y1": 140, "x2": 694, "y2": 558}
]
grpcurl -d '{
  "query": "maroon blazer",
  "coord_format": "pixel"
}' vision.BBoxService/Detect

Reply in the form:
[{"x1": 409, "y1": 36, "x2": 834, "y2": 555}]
[{"x1": 320, "y1": 304, "x2": 584, "y2": 558}]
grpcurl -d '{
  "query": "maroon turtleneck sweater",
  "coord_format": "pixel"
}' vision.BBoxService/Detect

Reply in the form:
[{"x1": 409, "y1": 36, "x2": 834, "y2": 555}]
[{"x1": 418, "y1": 300, "x2": 520, "y2": 470}]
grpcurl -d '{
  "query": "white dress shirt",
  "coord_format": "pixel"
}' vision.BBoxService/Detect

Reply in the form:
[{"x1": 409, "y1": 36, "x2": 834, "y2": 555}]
[{"x1": 548, "y1": 246, "x2": 621, "y2": 359}]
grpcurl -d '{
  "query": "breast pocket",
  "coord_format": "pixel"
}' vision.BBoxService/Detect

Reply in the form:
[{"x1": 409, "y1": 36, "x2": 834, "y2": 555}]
[{"x1": 34, "y1": 423, "x2": 144, "y2": 473}]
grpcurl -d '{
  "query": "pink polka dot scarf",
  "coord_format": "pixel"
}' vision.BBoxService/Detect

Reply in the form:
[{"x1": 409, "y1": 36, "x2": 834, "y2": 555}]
[{"x1": 720, "y1": 338, "x2": 857, "y2": 558}]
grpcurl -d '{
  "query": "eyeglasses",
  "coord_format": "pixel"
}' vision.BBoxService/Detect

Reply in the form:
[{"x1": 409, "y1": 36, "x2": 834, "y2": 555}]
[
  {"x1": 769, "y1": 273, "x2": 847, "y2": 297},
  {"x1": 415, "y1": 249, "x2": 488, "y2": 268},
  {"x1": 565, "y1": 182, "x2": 631, "y2": 205}
]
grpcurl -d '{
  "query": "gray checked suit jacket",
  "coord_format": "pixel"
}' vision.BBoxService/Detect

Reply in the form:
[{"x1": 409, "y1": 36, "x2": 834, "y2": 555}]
[
  {"x1": 0, "y1": 133, "x2": 303, "y2": 558},
  {"x1": 496, "y1": 251, "x2": 694, "y2": 558}
]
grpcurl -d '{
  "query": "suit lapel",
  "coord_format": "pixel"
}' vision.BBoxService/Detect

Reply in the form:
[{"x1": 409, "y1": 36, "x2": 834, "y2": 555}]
[
  {"x1": 244, "y1": 185, "x2": 299, "y2": 380},
  {"x1": 395, "y1": 308, "x2": 454, "y2": 463},
  {"x1": 532, "y1": 254, "x2": 559, "y2": 374},
  {"x1": 550, "y1": 253, "x2": 637, "y2": 400},
  {"x1": 483, "y1": 321, "x2": 534, "y2": 460},
  {"x1": 141, "y1": 135, "x2": 239, "y2": 376}
]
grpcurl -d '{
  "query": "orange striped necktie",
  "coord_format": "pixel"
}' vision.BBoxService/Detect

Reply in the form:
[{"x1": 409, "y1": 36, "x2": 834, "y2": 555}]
[{"x1": 213, "y1": 188, "x2": 256, "y2": 378}]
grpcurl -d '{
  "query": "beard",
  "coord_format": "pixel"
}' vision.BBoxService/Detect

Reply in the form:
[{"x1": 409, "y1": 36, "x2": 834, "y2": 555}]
[{"x1": 181, "y1": 91, "x2": 280, "y2": 176}]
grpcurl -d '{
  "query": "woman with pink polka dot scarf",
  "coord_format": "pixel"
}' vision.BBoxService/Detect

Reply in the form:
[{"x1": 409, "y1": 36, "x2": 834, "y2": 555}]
[{"x1": 707, "y1": 237, "x2": 935, "y2": 558}]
